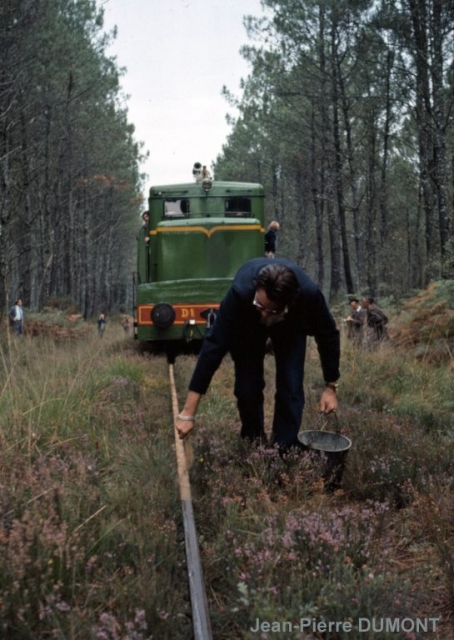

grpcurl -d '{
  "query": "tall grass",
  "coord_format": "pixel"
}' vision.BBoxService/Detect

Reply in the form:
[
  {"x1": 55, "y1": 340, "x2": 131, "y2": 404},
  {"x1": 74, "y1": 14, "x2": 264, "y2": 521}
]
[
  {"x1": 0, "y1": 327, "x2": 453, "y2": 638},
  {"x1": 0, "y1": 328, "x2": 191, "y2": 639}
]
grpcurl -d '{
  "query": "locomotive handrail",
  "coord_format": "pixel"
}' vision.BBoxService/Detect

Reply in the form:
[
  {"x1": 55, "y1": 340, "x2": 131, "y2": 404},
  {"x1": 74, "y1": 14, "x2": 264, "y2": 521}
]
[
  {"x1": 132, "y1": 272, "x2": 139, "y2": 336},
  {"x1": 169, "y1": 364, "x2": 213, "y2": 640}
]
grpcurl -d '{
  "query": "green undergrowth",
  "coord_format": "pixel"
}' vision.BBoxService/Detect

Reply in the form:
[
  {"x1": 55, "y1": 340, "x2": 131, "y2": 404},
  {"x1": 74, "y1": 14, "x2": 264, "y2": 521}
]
[
  {"x1": 0, "y1": 330, "x2": 191, "y2": 639},
  {"x1": 0, "y1": 322, "x2": 453, "y2": 638}
]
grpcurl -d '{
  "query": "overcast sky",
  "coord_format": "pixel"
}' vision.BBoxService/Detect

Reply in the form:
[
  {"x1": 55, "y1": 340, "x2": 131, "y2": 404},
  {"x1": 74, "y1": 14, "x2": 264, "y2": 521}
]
[{"x1": 101, "y1": 0, "x2": 264, "y2": 193}]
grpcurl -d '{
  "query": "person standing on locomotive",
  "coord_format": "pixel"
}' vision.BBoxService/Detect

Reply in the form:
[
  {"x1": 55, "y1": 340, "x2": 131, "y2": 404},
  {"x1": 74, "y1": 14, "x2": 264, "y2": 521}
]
[
  {"x1": 264, "y1": 220, "x2": 280, "y2": 258},
  {"x1": 175, "y1": 258, "x2": 340, "y2": 451}
]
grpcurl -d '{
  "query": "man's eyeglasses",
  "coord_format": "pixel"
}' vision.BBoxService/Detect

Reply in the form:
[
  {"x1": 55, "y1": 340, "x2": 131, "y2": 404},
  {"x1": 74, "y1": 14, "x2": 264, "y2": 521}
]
[{"x1": 253, "y1": 296, "x2": 288, "y2": 316}]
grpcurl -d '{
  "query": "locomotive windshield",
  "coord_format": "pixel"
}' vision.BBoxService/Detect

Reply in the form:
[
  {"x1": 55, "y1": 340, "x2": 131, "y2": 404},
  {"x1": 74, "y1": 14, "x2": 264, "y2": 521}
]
[
  {"x1": 162, "y1": 195, "x2": 253, "y2": 218},
  {"x1": 164, "y1": 199, "x2": 190, "y2": 218},
  {"x1": 224, "y1": 197, "x2": 252, "y2": 217}
]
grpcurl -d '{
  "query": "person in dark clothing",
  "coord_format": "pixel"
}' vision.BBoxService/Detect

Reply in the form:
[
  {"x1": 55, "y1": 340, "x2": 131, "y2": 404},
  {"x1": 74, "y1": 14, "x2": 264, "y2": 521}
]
[
  {"x1": 9, "y1": 299, "x2": 24, "y2": 336},
  {"x1": 264, "y1": 221, "x2": 280, "y2": 258},
  {"x1": 345, "y1": 298, "x2": 365, "y2": 344},
  {"x1": 362, "y1": 296, "x2": 389, "y2": 348},
  {"x1": 175, "y1": 258, "x2": 340, "y2": 450},
  {"x1": 97, "y1": 313, "x2": 106, "y2": 337}
]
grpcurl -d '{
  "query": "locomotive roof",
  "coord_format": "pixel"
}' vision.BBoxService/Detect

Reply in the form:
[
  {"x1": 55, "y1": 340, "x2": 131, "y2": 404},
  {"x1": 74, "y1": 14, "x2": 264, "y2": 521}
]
[{"x1": 149, "y1": 181, "x2": 264, "y2": 197}]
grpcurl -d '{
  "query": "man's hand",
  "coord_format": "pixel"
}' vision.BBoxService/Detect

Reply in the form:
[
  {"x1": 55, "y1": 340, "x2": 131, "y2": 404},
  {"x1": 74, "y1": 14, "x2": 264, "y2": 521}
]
[
  {"x1": 175, "y1": 416, "x2": 195, "y2": 439},
  {"x1": 319, "y1": 387, "x2": 338, "y2": 414},
  {"x1": 175, "y1": 391, "x2": 201, "y2": 439}
]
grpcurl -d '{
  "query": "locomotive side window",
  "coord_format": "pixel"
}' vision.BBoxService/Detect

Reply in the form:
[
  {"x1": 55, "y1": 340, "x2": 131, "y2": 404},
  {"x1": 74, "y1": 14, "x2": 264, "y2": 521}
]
[
  {"x1": 164, "y1": 199, "x2": 190, "y2": 218},
  {"x1": 224, "y1": 197, "x2": 252, "y2": 218}
]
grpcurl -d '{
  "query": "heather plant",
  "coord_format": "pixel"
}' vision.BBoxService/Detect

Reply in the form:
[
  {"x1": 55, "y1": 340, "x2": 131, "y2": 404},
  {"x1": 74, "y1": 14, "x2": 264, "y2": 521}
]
[
  {"x1": 174, "y1": 335, "x2": 452, "y2": 637},
  {"x1": 187, "y1": 433, "x2": 420, "y2": 638},
  {"x1": 1, "y1": 303, "x2": 454, "y2": 638},
  {"x1": 0, "y1": 329, "x2": 192, "y2": 639}
]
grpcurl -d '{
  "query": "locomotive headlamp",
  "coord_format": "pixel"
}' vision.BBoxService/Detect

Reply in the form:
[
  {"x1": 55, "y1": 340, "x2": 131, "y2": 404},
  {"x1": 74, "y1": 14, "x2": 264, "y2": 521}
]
[
  {"x1": 202, "y1": 178, "x2": 213, "y2": 191},
  {"x1": 151, "y1": 303, "x2": 176, "y2": 329}
]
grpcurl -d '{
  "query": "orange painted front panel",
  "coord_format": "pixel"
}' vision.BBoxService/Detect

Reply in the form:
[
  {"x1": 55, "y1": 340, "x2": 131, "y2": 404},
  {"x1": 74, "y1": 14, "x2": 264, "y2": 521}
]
[{"x1": 137, "y1": 304, "x2": 219, "y2": 326}]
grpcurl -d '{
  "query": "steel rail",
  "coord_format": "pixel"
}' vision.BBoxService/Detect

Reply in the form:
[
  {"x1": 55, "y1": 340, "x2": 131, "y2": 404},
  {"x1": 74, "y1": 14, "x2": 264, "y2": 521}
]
[{"x1": 169, "y1": 364, "x2": 213, "y2": 640}]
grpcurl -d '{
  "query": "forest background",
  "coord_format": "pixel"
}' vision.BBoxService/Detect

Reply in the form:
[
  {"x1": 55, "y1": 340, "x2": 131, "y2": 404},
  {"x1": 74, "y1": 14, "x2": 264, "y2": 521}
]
[{"x1": 1, "y1": 0, "x2": 454, "y2": 318}]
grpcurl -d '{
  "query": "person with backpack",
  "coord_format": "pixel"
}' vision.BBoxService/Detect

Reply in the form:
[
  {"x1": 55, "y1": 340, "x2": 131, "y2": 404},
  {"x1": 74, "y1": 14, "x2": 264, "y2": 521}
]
[{"x1": 362, "y1": 296, "x2": 389, "y2": 348}]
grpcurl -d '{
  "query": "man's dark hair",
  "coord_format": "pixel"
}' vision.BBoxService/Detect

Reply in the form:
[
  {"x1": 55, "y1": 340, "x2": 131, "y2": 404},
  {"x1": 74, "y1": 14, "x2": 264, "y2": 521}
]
[
  {"x1": 254, "y1": 264, "x2": 299, "y2": 307},
  {"x1": 349, "y1": 297, "x2": 359, "y2": 303}
]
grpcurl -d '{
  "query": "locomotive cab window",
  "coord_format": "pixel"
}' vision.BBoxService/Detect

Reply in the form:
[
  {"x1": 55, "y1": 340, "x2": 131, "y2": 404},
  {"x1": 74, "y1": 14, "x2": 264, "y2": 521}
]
[
  {"x1": 224, "y1": 197, "x2": 252, "y2": 218},
  {"x1": 164, "y1": 199, "x2": 190, "y2": 218}
]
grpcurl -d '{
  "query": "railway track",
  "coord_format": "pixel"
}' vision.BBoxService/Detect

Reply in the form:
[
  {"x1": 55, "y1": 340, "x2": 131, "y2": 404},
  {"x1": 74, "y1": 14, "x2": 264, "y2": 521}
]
[{"x1": 168, "y1": 363, "x2": 213, "y2": 640}]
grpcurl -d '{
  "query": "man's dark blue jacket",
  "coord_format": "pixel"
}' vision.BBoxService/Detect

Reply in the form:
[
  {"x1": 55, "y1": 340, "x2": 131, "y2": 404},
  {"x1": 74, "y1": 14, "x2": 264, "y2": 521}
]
[{"x1": 189, "y1": 257, "x2": 340, "y2": 394}]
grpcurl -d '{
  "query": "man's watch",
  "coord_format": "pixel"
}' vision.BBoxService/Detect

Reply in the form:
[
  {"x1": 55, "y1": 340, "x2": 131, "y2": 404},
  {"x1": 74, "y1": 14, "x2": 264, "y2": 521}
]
[{"x1": 325, "y1": 382, "x2": 339, "y2": 392}]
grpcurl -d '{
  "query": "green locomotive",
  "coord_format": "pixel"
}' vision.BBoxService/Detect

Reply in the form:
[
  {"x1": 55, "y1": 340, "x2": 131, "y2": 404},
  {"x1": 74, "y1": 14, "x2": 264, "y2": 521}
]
[{"x1": 135, "y1": 166, "x2": 265, "y2": 356}]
